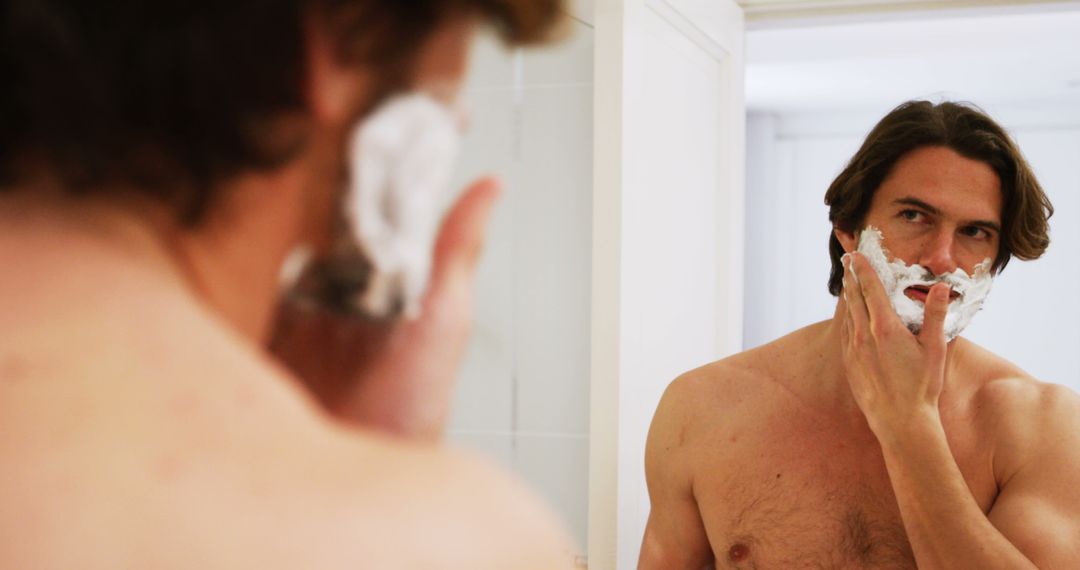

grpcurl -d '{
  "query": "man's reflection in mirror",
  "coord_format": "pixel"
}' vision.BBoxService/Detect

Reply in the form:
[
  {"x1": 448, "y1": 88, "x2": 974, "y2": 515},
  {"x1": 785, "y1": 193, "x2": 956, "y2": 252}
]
[{"x1": 639, "y1": 100, "x2": 1080, "y2": 569}]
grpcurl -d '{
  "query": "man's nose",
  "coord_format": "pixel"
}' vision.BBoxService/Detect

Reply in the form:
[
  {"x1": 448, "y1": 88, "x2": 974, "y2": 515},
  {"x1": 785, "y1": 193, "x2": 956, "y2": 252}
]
[{"x1": 920, "y1": 231, "x2": 959, "y2": 276}]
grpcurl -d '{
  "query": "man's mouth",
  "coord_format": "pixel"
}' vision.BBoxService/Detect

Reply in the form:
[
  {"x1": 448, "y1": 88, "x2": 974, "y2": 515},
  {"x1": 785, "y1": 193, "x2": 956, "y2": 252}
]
[{"x1": 904, "y1": 285, "x2": 961, "y2": 304}]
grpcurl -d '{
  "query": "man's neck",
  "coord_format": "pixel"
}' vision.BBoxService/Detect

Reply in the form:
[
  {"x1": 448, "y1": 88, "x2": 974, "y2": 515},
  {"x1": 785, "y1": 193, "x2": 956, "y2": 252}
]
[
  {"x1": 813, "y1": 299, "x2": 969, "y2": 421},
  {"x1": 0, "y1": 179, "x2": 297, "y2": 344},
  {"x1": 799, "y1": 308, "x2": 867, "y2": 423}
]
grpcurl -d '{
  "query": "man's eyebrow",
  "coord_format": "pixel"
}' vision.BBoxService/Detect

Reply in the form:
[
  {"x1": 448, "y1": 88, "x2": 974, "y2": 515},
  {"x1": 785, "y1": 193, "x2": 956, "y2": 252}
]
[
  {"x1": 893, "y1": 197, "x2": 1001, "y2": 233},
  {"x1": 893, "y1": 197, "x2": 941, "y2": 216}
]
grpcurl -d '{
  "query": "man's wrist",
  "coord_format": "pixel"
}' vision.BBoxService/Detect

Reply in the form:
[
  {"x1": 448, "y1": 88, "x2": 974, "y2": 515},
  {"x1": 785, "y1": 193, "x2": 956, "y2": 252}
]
[{"x1": 869, "y1": 406, "x2": 945, "y2": 451}]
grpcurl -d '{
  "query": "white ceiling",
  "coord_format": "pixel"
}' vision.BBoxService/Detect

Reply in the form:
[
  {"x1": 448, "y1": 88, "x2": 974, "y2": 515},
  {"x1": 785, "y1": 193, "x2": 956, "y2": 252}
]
[
  {"x1": 745, "y1": 5, "x2": 1080, "y2": 115},
  {"x1": 737, "y1": 0, "x2": 1079, "y2": 22}
]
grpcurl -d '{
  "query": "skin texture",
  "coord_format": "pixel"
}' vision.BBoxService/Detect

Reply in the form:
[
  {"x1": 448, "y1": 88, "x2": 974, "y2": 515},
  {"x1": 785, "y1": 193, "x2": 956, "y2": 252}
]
[
  {"x1": 639, "y1": 146, "x2": 1080, "y2": 569},
  {"x1": 0, "y1": 12, "x2": 574, "y2": 570}
]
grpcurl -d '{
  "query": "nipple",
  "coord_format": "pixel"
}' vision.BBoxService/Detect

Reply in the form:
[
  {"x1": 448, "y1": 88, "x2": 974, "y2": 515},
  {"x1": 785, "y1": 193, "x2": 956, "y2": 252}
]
[{"x1": 729, "y1": 542, "x2": 750, "y2": 563}]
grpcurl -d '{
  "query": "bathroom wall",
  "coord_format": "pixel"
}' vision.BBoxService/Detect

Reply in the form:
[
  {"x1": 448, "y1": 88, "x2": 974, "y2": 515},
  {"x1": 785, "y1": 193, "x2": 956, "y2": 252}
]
[
  {"x1": 744, "y1": 105, "x2": 1080, "y2": 393},
  {"x1": 589, "y1": 2, "x2": 746, "y2": 567},
  {"x1": 446, "y1": 4, "x2": 595, "y2": 559}
]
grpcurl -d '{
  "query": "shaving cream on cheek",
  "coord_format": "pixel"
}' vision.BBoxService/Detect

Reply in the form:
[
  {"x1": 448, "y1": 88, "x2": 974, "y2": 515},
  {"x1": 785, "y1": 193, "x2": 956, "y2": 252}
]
[
  {"x1": 279, "y1": 94, "x2": 463, "y2": 319},
  {"x1": 346, "y1": 93, "x2": 463, "y2": 319},
  {"x1": 855, "y1": 226, "x2": 993, "y2": 342}
]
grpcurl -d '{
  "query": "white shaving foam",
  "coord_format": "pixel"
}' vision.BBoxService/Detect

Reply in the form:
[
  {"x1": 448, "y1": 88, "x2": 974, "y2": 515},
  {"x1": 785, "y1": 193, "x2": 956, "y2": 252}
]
[
  {"x1": 346, "y1": 93, "x2": 462, "y2": 319},
  {"x1": 855, "y1": 226, "x2": 993, "y2": 342}
]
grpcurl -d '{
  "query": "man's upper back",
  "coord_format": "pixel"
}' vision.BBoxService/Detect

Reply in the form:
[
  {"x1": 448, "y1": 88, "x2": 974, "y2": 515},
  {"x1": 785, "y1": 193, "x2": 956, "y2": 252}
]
[{"x1": 0, "y1": 229, "x2": 571, "y2": 570}]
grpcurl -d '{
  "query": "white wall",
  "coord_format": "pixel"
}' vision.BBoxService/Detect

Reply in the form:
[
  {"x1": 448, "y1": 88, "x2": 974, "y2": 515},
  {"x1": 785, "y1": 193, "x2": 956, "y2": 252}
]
[
  {"x1": 744, "y1": 106, "x2": 1080, "y2": 393},
  {"x1": 446, "y1": 10, "x2": 595, "y2": 560},
  {"x1": 590, "y1": 1, "x2": 745, "y2": 568},
  {"x1": 447, "y1": 6, "x2": 747, "y2": 568}
]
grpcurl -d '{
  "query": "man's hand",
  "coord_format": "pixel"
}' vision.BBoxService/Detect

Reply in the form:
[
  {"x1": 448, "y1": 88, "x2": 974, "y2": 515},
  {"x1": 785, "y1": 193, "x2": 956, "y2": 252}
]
[
  {"x1": 839, "y1": 252, "x2": 1074, "y2": 569},
  {"x1": 840, "y1": 252, "x2": 952, "y2": 441},
  {"x1": 268, "y1": 178, "x2": 501, "y2": 441}
]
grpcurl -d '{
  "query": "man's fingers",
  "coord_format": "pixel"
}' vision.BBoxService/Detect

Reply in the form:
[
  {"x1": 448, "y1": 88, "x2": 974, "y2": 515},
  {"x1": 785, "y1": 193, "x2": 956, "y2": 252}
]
[
  {"x1": 919, "y1": 282, "x2": 951, "y2": 346},
  {"x1": 849, "y1": 253, "x2": 896, "y2": 331},
  {"x1": 429, "y1": 177, "x2": 502, "y2": 300},
  {"x1": 840, "y1": 301, "x2": 853, "y2": 354},
  {"x1": 843, "y1": 254, "x2": 871, "y2": 337}
]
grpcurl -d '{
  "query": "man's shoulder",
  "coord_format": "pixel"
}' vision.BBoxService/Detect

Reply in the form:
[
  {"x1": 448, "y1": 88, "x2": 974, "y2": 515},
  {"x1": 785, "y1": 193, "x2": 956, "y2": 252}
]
[
  {"x1": 661, "y1": 326, "x2": 815, "y2": 413},
  {"x1": 973, "y1": 374, "x2": 1080, "y2": 429},
  {"x1": 652, "y1": 333, "x2": 808, "y2": 441},
  {"x1": 310, "y1": 437, "x2": 576, "y2": 569},
  {"x1": 968, "y1": 372, "x2": 1080, "y2": 475},
  {"x1": 157, "y1": 423, "x2": 575, "y2": 569},
  {"x1": 659, "y1": 351, "x2": 767, "y2": 417},
  {"x1": 953, "y1": 337, "x2": 1077, "y2": 418},
  {"x1": 176, "y1": 335, "x2": 575, "y2": 568},
  {"x1": 672, "y1": 352, "x2": 763, "y2": 393}
]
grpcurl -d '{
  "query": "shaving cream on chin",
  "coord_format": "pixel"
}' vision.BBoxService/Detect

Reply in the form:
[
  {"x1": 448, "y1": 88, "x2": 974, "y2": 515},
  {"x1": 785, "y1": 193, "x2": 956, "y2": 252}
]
[{"x1": 855, "y1": 226, "x2": 993, "y2": 342}]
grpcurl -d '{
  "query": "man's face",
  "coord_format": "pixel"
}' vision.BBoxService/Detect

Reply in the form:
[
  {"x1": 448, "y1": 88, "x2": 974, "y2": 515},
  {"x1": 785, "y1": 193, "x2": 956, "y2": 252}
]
[
  {"x1": 284, "y1": 16, "x2": 476, "y2": 314},
  {"x1": 852, "y1": 145, "x2": 1003, "y2": 304},
  {"x1": 307, "y1": 15, "x2": 476, "y2": 238}
]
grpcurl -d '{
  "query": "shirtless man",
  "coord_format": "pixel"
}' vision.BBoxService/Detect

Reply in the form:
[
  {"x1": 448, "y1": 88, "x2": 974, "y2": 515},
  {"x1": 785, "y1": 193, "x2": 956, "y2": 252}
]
[
  {"x1": 640, "y1": 101, "x2": 1080, "y2": 569},
  {"x1": 0, "y1": 1, "x2": 575, "y2": 568}
]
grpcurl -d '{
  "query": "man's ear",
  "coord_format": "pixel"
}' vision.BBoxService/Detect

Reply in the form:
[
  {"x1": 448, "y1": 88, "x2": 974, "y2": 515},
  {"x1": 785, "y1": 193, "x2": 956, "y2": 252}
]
[
  {"x1": 304, "y1": 13, "x2": 370, "y2": 125},
  {"x1": 834, "y1": 225, "x2": 858, "y2": 254}
]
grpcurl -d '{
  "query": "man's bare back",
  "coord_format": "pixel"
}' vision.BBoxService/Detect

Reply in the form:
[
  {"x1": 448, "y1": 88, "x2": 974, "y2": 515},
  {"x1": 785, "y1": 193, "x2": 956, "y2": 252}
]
[
  {"x1": 641, "y1": 319, "x2": 1079, "y2": 569},
  {"x1": 0, "y1": 1, "x2": 577, "y2": 566},
  {"x1": 0, "y1": 204, "x2": 570, "y2": 569}
]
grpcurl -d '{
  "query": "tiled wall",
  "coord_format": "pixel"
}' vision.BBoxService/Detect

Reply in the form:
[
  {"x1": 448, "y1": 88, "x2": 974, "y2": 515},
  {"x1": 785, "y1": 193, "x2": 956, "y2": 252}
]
[{"x1": 447, "y1": 11, "x2": 594, "y2": 555}]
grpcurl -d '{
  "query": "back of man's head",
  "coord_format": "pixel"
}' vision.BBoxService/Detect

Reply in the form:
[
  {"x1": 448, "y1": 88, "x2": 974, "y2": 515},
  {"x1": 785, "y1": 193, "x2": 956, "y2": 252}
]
[
  {"x1": 823, "y1": 100, "x2": 1053, "y2": 296},
  {"x1": 0, "y1": 0, "x2": 564, "y2": 224}
]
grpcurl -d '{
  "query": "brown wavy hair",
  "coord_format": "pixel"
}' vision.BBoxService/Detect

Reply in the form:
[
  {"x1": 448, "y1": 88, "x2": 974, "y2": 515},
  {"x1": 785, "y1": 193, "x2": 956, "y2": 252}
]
[
  {"x1": 0, "y1": 0, "x2": 565, "y2": 223},
  {"x1": 824, "y1": 100, "x2": 1053, "y2": 296}
]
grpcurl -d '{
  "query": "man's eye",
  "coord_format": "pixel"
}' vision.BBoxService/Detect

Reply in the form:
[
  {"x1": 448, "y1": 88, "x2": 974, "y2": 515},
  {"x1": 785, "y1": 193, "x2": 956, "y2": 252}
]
[
  {"x1": 960, "y1": 226, "x2": 991, "y2": 240},
  {"x1": 899, "y1": 210, "x2": 924, "y2": 222}
]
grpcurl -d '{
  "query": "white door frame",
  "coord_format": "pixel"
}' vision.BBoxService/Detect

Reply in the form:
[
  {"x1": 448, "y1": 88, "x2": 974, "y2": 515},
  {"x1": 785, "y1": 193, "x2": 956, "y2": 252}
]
[{"x1": 588, "y1": 0, "x2": 745, "y2": 567}]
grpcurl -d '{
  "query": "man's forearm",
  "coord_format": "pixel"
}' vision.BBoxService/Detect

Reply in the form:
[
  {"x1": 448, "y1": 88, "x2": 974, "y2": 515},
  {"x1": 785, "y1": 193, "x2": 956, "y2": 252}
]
[{"x1": 877, "y1": 413, "x2": 1037, "y2": 570}]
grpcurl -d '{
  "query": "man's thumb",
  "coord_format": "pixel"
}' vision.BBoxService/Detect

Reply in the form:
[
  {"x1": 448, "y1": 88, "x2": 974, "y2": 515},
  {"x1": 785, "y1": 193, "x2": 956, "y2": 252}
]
[{"x1": 431, "y1": 178, "x2": 502, "y2": 293}]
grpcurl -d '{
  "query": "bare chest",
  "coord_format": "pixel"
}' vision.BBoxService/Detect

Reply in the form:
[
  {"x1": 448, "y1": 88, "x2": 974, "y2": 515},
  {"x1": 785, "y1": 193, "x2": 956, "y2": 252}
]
[
  {"x1": 699, "y1": 463, "x2": 914, "y2": 569},
  {"x1": 691, "y1": 418, "x2": 994, "y2": 569}
]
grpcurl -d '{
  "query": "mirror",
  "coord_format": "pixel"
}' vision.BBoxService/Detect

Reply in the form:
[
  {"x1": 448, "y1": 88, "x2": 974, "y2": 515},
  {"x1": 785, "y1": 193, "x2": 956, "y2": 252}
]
[{"x1": 447, "y1": 7, "x2": 596, "y2": 564}]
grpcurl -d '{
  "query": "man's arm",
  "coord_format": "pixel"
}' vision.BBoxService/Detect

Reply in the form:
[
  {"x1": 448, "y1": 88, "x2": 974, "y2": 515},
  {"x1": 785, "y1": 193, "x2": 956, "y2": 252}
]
[
  {"x1": 639, "y1": 376, "x2": 715, "y2": 570},
  {"x1": 874, "y1": 381, "x2": 1080, "y2": 568},
  {"x1": 983, "y1": 381, "x2": 1080, "y2": 565},
  {"x1": 841, "y1": 253, "x2": 1080, "y2": 568}
]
